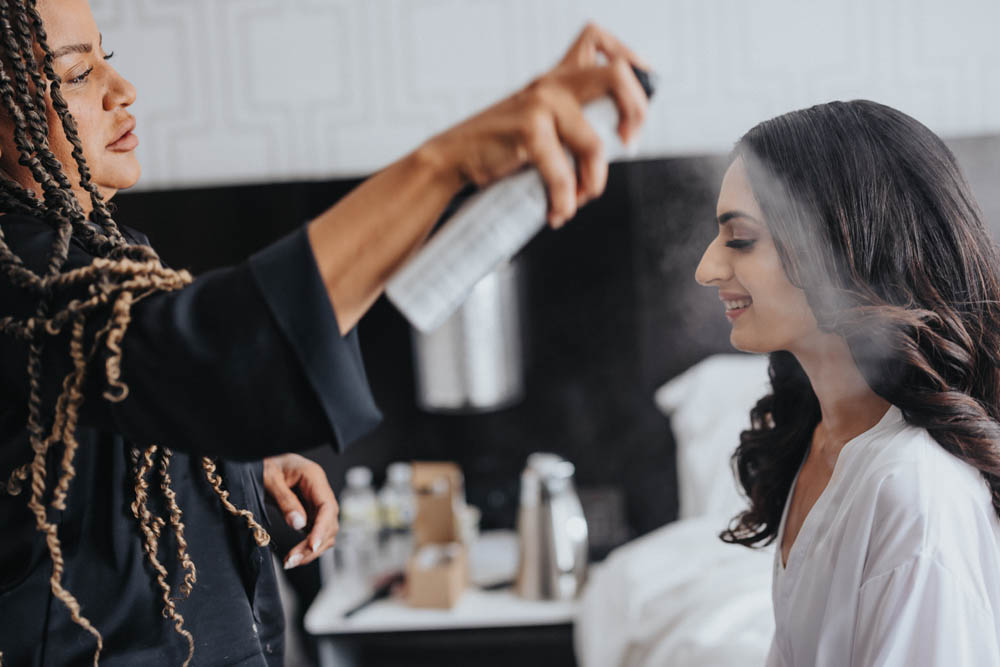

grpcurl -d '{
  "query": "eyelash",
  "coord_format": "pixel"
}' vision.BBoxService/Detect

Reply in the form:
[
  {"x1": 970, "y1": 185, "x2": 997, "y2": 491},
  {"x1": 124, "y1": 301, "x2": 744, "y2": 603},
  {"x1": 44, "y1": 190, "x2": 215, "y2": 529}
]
[
  {"x1": 64, "y1": 52, "x2": 114, "y2": 86},
  {"x1": 67, "y1": 67, "x2": 93, "y2": 85},
  {"x1": 725, "y1": 239, "x2": 757, "y2": 250}
]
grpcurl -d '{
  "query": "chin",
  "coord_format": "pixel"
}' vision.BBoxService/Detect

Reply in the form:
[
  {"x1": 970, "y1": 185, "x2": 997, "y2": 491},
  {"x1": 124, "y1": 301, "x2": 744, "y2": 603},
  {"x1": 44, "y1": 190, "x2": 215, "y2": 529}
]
[
  {"x1": 102, "y1": 163, "x2": 142, "y2": 198},
  {"x1": 120, "y1": 158, "x2": 142, "y2": 189},
  {"x1": 729, "y1": 330, "x2": 774, "y2": 355}
]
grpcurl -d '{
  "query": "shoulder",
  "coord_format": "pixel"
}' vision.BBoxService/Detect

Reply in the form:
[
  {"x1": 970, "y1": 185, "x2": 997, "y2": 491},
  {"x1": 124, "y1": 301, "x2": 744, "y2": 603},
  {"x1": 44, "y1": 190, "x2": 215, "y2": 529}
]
[
  {"x1": 864, "y1": 422, "x2": 988, "y2": 515},
  {"x1": 0, "y1": 213, "x2": 150, "y2": 272},
  {"x1": 853, "y1": 418, "x2": 998, "y2": 579},
  {"x1": 119, "y1": 225, "x2": 150, "y2": 246},
  {"x1": 0, "y1": 213, "x2": 59, "y2": 269}
]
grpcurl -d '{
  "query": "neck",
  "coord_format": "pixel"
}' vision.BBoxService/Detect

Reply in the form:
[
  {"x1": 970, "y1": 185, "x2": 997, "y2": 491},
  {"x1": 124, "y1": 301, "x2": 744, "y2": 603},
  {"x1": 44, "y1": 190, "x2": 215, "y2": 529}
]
[
  {"x1": 21, "y1": 180, "x2": 96, "y2": 216},
  {"x1": 790, "y1": 332, "x2": 891, "y2": 456}
]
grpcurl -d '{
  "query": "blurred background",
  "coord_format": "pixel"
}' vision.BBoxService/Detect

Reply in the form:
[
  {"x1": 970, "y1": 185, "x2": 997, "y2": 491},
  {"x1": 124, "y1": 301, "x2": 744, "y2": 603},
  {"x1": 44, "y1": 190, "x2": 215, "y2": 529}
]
[
  {"x1": 92, "y1": 1, "x2": 1000, "y2": 665},
  {"x1": 94, "y1": 0, "x2": 1000, "y2": 188}
]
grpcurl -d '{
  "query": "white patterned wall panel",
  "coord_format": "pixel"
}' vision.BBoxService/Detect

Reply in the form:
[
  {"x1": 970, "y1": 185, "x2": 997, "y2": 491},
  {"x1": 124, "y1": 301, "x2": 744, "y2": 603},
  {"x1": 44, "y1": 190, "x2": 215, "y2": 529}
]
[{"x1": 87, "y1": 0, "x2": 1000, "y2": 191}]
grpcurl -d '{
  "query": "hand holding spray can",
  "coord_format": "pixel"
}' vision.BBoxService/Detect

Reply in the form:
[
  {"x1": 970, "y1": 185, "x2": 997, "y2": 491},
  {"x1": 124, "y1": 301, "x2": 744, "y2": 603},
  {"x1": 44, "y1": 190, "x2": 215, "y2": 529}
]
[{"x1": 386, "y1": 66, "x2": 656, "y2": 333}]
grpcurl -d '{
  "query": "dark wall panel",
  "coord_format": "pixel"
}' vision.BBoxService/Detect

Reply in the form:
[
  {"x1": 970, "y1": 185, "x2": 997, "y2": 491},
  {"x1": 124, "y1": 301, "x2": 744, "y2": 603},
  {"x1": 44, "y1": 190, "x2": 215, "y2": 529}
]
[
  {"x1": 113, "y1": 157, "x2": 739, "y2": 544},
  {"x1": 112, "y1": 134, "x2": 1000, "y2": 541}
]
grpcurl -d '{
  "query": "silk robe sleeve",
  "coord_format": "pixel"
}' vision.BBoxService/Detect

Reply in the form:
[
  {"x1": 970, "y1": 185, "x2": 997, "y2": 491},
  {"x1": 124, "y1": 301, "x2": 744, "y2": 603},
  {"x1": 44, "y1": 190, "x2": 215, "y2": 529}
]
[{"x1": 851, "y1": 553, "x2": 1000, "y2": 666}]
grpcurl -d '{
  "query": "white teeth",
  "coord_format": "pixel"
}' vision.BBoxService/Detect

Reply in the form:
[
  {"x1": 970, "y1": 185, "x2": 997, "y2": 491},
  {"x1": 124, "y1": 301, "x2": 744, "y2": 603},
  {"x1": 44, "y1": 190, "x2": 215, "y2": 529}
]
[{"x1": 723, "y1": 299, "x2": 752, "y2": 311}]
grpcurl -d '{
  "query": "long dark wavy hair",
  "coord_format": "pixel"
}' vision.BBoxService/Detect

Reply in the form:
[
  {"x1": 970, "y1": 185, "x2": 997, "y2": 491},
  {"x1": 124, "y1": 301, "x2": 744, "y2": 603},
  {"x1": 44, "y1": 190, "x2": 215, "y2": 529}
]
[{"x1": 720, "y1": 99, "x2": 1000, "y2": 547}]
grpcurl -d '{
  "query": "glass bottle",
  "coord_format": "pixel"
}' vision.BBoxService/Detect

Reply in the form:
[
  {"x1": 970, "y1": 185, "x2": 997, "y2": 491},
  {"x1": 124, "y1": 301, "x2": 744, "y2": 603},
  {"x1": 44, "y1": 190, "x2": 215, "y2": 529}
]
[
  {"x1": 377, "y1": 462, "x2": 416, "y2": 571},
  {"x1": 337, "y1": 466, "x2": 379, "y2": 580}
]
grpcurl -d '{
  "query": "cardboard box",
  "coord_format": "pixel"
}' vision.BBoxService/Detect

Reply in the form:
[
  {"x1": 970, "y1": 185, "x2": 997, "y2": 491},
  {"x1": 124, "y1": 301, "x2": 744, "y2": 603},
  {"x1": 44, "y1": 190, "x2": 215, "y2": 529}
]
[
  {"x1": 412, "y1": 462, "x2": 464, "y2": 547},
  {"x1": 406, "y1": 542, "x2": 467, "y2": 609},
  {"x1": 407, "y1": 462, "x2": 468, "y2": 608}
]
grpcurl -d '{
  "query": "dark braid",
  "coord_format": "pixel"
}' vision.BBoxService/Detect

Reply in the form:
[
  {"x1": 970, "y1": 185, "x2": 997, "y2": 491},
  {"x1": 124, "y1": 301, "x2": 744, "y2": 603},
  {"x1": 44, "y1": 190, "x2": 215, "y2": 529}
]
[
  {"x1": 0, "y1": 41, "x2": 75, "y2": 219},
  {"x1": 0, "y1": 2, "x2": 271, "y2": 664},
  {"x1": 22, "y1": 0, "x2": 120, "y2": 240}
]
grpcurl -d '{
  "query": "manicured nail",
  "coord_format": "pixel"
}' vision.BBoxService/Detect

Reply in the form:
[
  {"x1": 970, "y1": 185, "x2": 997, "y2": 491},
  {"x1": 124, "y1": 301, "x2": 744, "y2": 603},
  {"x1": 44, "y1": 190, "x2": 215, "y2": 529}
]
[
  {"x1": 310, "y1": 536, "x2": 321, "y2": 553},
  {"x1": 287, "y1": 511, "x2": 306, "y2": 530},
  {"x1": 284, "y1": 553, "x2": 303, "y2": 570}
]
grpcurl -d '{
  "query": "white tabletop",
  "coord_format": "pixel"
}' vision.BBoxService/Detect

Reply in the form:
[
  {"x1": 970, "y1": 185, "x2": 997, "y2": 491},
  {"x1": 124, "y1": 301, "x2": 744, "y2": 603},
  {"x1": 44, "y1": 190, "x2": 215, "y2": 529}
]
[
  {"x1": 304, "y1": 530, "x2": 579, "y2": 635},
  {"x1": 305, "y1": 586, "x2": 578, "y2": 635}
]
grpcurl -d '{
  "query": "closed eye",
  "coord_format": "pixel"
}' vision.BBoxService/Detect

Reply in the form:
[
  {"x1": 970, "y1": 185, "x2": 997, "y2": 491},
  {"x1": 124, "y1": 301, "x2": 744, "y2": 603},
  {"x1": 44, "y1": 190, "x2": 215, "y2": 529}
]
[
  {"x1": 725, "y1": 239, "x2": 756, "y2": 250},
  {"x1": 66, "y1": 66, "x2": 94, "y2": 85}
]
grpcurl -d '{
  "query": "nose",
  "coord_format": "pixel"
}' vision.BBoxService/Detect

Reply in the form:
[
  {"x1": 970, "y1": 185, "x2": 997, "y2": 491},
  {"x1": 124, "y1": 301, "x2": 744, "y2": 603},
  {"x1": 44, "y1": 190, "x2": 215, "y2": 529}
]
[
  {"x1": 694, "y1": 236, "x2": 732, "y2": 286},
  {"x1": 104, "y1": 66, "x2": 136, "y2": 111}
]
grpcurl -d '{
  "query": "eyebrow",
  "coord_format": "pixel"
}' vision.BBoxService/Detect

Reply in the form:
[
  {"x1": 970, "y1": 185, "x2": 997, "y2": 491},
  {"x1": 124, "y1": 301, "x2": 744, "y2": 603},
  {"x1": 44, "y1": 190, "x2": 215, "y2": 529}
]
[
  {"x1": 717, "y1": 210, "x2": 763, "y2": 226},
  {"x1": 51, "y1": 34, "x2": 102, "y2": 60},
  {"x1": 51, "y1": 43, "x2": 92, "y2": 59}
]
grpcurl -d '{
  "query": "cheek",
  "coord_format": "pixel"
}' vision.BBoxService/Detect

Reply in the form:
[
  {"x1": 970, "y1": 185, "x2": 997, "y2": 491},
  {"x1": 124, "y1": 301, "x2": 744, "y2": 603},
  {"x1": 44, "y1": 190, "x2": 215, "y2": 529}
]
[
  {"x1": 47, "y1": 92, "x2": 106, "y2": 159},
  {"x1": 0, "y1": 123, "x2": 17, "y2": 171},
  {"x1": 760, "y1": 275, "x2": 811, "y2": 316},
  {"x1": 733, "y1": 257, "x2": 818, "y2": 349},
  {"x1": 45, "y1": 106, "x2": 80, "y2": 166}
]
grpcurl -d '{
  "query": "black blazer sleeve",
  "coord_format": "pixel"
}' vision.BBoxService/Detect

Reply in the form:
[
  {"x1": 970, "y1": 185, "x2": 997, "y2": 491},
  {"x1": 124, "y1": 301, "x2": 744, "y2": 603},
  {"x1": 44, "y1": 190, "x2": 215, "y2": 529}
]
[{"x1": 0, "y1": 216, "x2": 382, "y2": 460}]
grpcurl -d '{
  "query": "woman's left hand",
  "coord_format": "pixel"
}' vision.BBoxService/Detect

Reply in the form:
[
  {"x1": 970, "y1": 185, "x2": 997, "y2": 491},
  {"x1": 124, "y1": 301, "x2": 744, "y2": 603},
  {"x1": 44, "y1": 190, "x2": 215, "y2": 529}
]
[{"x1": 262, "y1": 453, "x2": 339, "y2": 570}]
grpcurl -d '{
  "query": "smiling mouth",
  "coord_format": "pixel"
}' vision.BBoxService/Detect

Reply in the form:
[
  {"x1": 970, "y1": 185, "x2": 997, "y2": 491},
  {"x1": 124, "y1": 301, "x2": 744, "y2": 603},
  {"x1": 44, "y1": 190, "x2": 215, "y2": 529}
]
[
  {"x1": 723, "y1": 297, "x2": 752, "y2": 311},
  {"x1": 722, "y1": 296, "x2": 752, "y2": 320}
]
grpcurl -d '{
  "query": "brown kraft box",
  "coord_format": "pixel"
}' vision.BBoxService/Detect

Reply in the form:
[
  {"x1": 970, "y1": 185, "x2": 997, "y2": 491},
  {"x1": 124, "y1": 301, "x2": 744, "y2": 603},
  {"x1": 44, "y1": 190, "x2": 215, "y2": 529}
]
[{"x1": 407, "y1": 462, "x2": 467, "y2": 608}]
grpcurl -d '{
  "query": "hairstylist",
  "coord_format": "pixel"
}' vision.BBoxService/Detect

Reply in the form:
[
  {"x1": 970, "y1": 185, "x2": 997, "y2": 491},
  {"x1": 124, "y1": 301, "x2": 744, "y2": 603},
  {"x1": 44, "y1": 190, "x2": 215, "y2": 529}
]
[{"x1": 0, "y1": 0, "x2": 649, "y2": 664}]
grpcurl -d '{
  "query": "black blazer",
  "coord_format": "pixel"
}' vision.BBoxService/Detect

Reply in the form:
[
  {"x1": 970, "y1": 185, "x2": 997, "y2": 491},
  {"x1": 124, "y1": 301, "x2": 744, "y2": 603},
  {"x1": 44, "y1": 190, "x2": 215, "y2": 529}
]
[{"x1": 0, "y1": 214, "x2": 381, "y2": 666}]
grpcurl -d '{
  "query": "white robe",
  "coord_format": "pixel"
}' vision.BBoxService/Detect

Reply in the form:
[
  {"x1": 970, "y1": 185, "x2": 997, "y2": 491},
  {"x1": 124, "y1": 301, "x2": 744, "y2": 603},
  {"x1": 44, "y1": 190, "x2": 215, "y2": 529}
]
[{"x1": 765, "y1": 406, "x2": 1000, "y2": 666}]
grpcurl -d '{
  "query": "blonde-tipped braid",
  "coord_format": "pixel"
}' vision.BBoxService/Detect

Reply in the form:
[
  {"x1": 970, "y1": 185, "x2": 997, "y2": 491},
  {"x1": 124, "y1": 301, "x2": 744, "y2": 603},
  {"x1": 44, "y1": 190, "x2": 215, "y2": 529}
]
[
  {"x1": 130, "y1": 446, "x2": 195, "y2": 667},
  {"x1": 158, "y1": 448, "x2": 197, "y2": 598},
  {"x1": 201, "y1": 457, "x2": 271, "y2": 547},
  {"x1": 0, "y1": 1, "x2": 273, "y2": 664}
]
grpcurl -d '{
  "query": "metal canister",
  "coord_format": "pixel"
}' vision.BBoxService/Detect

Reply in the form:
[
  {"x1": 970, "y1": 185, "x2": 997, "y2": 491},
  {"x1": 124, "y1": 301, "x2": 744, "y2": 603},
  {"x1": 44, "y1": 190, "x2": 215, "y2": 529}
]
[
  {"x1": 410, "y1": 261, "x2": 523, "y2": 413},
  {"x1": 515, "y1": 453, "x2": 589, "y2": 600}
]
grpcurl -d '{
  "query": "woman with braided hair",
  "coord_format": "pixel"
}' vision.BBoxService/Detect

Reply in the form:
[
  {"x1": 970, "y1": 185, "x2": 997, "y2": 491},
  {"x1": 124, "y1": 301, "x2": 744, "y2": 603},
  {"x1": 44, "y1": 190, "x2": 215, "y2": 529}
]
[
  {"x1": 0, "y1": 1, "x2": 650, "y2": 665},
  {"x1": 697, "y1": 102, "x2": 1000, "y2": 664}
]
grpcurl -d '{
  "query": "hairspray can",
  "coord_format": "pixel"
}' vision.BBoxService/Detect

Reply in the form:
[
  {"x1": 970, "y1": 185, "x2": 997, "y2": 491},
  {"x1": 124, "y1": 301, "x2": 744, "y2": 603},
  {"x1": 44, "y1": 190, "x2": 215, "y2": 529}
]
[{"x1": 386, "y1": 66, "x2": 656, "y2": 333}]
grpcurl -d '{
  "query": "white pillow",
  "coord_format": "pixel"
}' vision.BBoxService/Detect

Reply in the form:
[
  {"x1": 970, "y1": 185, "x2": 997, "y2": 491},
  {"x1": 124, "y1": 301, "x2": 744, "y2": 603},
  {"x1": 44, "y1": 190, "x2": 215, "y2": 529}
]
[{"x1": 653, "y1": 354, "x2": 771, "y2": 520}]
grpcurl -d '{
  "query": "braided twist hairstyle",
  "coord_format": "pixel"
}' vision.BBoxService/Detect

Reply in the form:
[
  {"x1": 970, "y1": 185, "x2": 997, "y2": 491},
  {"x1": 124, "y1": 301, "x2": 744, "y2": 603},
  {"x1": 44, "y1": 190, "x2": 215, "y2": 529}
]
[{"x1": 0, "y1": 2, "x2": 271, "y2": 664}]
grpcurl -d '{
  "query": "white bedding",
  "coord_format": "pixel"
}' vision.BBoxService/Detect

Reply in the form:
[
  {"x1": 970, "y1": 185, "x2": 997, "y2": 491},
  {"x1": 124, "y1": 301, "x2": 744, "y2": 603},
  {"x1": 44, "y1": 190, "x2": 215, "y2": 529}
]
[
  {"x1": 575, "y1": 515, "x2": 774, "y2": 667},
  {"x1": 575, "y1": 354, "x2": 775, "y2": 667}
]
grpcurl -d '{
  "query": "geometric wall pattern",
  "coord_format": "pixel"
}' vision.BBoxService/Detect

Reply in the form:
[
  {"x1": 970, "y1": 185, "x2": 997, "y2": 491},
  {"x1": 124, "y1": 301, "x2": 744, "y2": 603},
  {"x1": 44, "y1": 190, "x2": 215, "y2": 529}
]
[{"x1": 91, "y1": 0, "x2": 1000, "y2": 191}]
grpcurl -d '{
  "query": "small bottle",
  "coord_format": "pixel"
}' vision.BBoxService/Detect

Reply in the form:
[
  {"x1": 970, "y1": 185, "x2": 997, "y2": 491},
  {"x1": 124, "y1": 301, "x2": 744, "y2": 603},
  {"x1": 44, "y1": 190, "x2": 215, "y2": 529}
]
[
  {"x1": 377, "y1": 462, "x2": 416, "y2": 571},
  {"x1": 386, "y1": 66, "x2": 657, "y2": 333},
  {"x1": 337, "y1": 466, "x2": 379, "y2": 580}
]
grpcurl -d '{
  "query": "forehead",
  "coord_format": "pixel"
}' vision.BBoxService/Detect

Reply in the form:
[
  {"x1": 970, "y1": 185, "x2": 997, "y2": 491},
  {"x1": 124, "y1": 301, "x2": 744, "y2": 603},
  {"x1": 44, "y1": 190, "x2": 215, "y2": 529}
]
[
  {"x1": 717, "y1": 157, "x2": 765, "y2": 220},
  {"x1": 36, "y1": 0, "x2": 99, "y2": 47}
]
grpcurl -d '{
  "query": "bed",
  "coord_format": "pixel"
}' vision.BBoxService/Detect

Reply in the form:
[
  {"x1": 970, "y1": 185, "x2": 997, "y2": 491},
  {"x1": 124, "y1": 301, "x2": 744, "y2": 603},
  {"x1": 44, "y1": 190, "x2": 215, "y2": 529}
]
[{"x1": 575, "y1": 353, "x2": 776, "y2": 667}]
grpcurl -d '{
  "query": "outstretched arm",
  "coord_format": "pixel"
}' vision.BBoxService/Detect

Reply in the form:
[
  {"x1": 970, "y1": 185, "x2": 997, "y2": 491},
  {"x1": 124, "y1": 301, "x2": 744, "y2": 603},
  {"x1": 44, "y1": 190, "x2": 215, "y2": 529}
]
[{"x1": 307, "y1": 23, "x2": 650, "y2": 334}]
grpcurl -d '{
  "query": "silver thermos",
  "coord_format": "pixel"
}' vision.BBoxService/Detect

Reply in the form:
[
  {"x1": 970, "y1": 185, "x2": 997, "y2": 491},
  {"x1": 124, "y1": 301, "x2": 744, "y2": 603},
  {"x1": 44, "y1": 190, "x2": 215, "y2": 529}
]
[{"x1": 515, "y1": 453, "x2": 589, "y2": 600}]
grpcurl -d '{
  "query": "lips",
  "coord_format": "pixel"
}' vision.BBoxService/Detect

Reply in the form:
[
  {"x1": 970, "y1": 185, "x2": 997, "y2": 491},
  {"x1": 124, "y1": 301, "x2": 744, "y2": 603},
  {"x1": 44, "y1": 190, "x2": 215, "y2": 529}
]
[{"x1": 107, "y1": 117, "x2": 138, "y2": 151}]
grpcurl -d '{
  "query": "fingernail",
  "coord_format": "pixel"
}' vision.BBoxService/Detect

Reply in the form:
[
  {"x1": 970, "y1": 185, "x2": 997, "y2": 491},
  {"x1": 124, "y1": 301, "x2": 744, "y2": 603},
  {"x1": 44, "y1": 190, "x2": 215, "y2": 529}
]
[
  {"x1": 310, "y1": 536, "x2": 322, "y2": 553},
  {"x1": 287, "y1": 511, "x2": 306, "y2": 531},
  {"x1": 284, "y1": 553, "x2": 303, "y2": 570}
]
